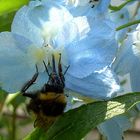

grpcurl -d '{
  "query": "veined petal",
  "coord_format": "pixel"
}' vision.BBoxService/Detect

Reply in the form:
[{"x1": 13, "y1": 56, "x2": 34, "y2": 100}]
[
  {"x1": 89, "y1": 19, "x2": 116, "y2": 39},
  {"x1": 130, "y1": 60, "x2": 140, "y2": 92},
  {"x1": 54, "y1": 16, "x2": 90, "y2": 48},
  {"x1": 95, "y1": 0, "x2": 111, "y2": 14},
  {"x1": 64, "y1": 18, "x2": 117, "y2": 79},
  {"x1": 12, "y1": 0, "x2": 74, "y2": 47},
  {"x1": 65, "y1": 36, "x2": 117, "y2": 78},
  {"x1": 113, "y1": 36, "x2": 135, "y2": 76},
  {"x1": 65, "y1": 68, "x2": 121, "y2": 100},
  {"x1": 113, "y1": 24, "x2": 140, "y2": 94},
  {"x1": 12, "y1": 1, "x2": 44, "y2": 46},
  {"x1": 109, "y1": 8, "x2": 130, "y2": 41},
  {"x1": 53, "y1": 20, "x2": 79, "y2": 48},
  {"x1": 0, "y1": 32, "x2": 37, "y2": 93},
  {"x1": 73, "y1": 16, "x2": 90, "y2": 39}
]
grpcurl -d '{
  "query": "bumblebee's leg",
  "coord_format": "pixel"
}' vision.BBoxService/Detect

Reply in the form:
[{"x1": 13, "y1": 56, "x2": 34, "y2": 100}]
[{"x1": 21, "y1": 65, "x2": 39, "y2": 98}]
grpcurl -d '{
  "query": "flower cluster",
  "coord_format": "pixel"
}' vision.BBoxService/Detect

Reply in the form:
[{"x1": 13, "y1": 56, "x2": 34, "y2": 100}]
[
  {"x1": 0, "y1": 0, "x2": 140, "y2": 139},
  {"x1": 113, "y1": 24, "x2": 140, "y2": 93},
  {"x1": 0, "y1": 0, "x2": 121, "y2": 99}
]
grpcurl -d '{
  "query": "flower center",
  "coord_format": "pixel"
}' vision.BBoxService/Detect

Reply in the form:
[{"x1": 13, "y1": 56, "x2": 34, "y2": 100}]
[
  {"x1": 27, "y1": 44, "x2": 65, "y2": 68},
  {"x1": 27, "y1": 46, "x2": 48, "y2": 64}
]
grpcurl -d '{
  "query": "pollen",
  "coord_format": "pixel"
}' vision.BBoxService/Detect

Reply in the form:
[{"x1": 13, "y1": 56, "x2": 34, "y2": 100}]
[
  {"x1": 33, "y1": 48, "x2": 46, "y2": 62},
  {"x1": 27, "y1": 46, "x2": 48, "y2": 64},
  {"x1": 34, "y1": 48, "x2": 46, "y2": 61}
]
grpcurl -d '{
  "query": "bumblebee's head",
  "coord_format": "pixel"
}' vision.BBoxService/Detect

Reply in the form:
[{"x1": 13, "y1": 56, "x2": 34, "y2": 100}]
[
  {"x1": 42, "y1": 54, "x2": 69, "y2": 93},
  {"x1": 21, "y1": 54, "x2": 69, "y2": 100}
]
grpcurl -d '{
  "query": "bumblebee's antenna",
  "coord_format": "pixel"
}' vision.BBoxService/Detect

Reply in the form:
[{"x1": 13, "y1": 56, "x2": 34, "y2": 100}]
[
  {"x1": 43, "y1": 61, "x2": 50, "y2": 76},
  {"x1": 58, "y1": 53, "x2": 62, "y2": 74},
  {"x1": 52, "y1": 54, "x2": 56, "y2": 73},
  {"x1": 64, "y1": 65, "x2": 70, "y2": 75}
]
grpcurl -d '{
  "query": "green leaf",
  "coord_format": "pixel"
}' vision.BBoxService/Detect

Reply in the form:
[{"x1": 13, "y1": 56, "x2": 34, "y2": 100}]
[
  {"x1": 0, "y1": 12, "x2": 16, "y2": 31},
  {"x1": 0, "y1": 0, "x2": 29, "y2": 16},
  {"x1": 24, "y1": 93, "x2": 140, "y2": 140},
  {"x1": 0, "y1": 0, "x2": 30, "y2": 31},
  {"x1": 0, "y1": 88, "x2": 8, "y2": 112}
]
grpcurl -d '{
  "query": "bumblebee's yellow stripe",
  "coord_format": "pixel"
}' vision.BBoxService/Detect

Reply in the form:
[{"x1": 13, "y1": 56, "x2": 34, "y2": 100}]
[{"x1": 39, "y1": 92, "x2": 66, "y2": 103}]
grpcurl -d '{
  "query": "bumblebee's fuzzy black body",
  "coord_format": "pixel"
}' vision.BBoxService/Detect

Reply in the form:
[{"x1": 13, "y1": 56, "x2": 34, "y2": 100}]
[
  {"x1": 21, "y1": 54, "x2": 68, "y2": 128},
  {"x1": 27, "y1": 92, "x2": 66, "y2": 117}
]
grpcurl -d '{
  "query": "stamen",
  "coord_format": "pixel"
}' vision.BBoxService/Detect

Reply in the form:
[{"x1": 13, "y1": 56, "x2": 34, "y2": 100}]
[{"x1": 58, "y1": 53, "x2": 61, "y2": 65}]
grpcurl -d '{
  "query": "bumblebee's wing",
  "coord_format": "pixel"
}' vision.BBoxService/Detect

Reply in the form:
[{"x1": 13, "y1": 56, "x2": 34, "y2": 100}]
[{"x1": 34, "y1": 114, "x2": 57, "y2": 130}]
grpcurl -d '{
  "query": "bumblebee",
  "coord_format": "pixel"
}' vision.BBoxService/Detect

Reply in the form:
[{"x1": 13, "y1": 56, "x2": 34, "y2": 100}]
[{"x1": 21, "y1": 54, "x2": 69, "y2": 129}]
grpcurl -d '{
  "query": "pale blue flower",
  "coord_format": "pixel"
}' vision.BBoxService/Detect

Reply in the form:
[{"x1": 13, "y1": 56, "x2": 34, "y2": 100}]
[
  {"x1": 0, "y1": 0, "x2": 81, "y2": 92},
  {"x1": 65, "y1": 0, "x2": 111, "y2": 18},
  {"x1": 64, "y1": 18, "x2": 121, "y2": 99},
  {"x1": 109, "y1": 8, "x2": 130, "y2": 41},
  {"x1": 128, "y1": 26, "x2": 140, "y2": 93},
  {"x1": 98, "y1": 115, "x2": 131, "y2": 140},
  {"x1": 113, "y1": 36, "x2": 135, "y2": 77},
  {"x1": 113, "y1": 24, "x2": 140, "y2": 93},
  {"x1": 95, "y1": 0, "x2": 111, "y2": 14},
  {"x1": 112, "y1": 25, "x2": 140, "y2": 133},
  {"x1": 66, "y1": 68, "x2": 120, "y2": 99},
  {"x1": 0, "y1": 0, "x2": 120, "y2": 99},
  {"x1": 136, "y1": 8, "x2": 140, "y2": 20},
  {"x1": 46, "y1": 0, "x2": 111, "y2": 19}
]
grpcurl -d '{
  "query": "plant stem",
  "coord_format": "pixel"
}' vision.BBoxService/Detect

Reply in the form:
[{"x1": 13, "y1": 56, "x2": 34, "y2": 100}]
[
  {"x1": 99, "y1": 133, "x2": 104, "y2": 140},
  {"x1": 116, "y1": 20, "x2": 140, "y2": 31},
  {"x1": 109, "y1": 0, "x2": 132, "y2": 11},
  {"x1": 11, "y1": 107, "x2": 17, "y2": 140}
]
